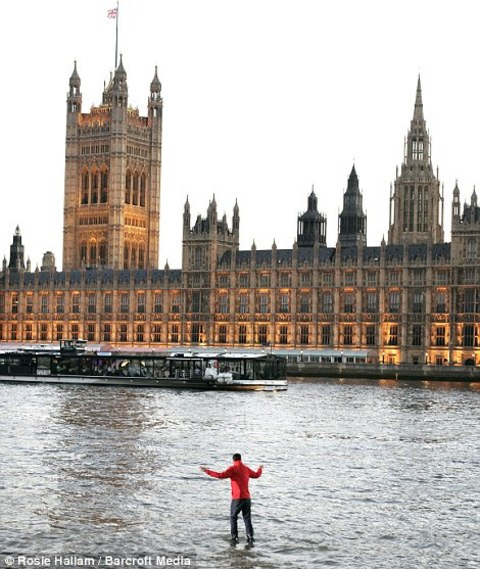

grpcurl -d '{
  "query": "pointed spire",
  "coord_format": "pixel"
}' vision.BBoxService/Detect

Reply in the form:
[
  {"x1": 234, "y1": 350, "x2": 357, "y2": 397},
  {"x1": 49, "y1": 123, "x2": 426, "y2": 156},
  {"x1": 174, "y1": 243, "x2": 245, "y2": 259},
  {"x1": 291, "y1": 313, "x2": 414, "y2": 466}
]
[
  {"x1": 150, "y1": 65, "x2": 162, "y2": 92},
  {"x1": 413, "y1": 74, "x2": 424, "y2": 122},
  {"x1": 346, "y1": 164, "x2": 360, "y2": 194}
]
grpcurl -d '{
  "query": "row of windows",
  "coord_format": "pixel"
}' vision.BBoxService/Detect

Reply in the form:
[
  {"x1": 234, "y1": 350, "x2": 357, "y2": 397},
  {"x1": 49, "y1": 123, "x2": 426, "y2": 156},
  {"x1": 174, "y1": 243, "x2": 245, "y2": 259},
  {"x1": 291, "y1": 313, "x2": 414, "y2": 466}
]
[
  {"x1": 0, "y1": 322, "x2": 475, "y2": 348},
  {"x1": 0, "y1": 290, "x2": 459, "y2": 315},
  {"x1": 213, "y1": 270, "x2": 449, "y2": 287},
  {"x1": 81, "y1": 144, "x2": 110, "y2": 155}
]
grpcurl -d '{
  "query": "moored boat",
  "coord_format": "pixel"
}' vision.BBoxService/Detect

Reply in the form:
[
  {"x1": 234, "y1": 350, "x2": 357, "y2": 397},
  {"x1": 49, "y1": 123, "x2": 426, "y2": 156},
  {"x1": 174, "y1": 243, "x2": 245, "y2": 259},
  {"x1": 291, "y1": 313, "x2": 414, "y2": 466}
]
[{"x1": 0, "y1": 340, "x2": 288, "y2": 391}]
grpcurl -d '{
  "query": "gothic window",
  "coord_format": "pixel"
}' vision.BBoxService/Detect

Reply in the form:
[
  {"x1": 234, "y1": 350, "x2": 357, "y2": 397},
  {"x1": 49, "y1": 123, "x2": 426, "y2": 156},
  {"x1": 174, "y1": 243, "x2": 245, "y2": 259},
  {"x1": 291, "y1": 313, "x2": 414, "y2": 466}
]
[
  {"x1": 140, "y1": 174, "x2": 146, "y2": 207},
  {"x1": 238, "y1": 325, "x2": 247, "y2": 344},
  {"x1": 133, "y1": 173, "x2": 139, "y2": 205},
  {"x1": 103, "y1": 324, "x2": 111, "y2": 342},
  {"x1": 366, "y1": 292, "x2": 378, "y2": 313},
  {"x1": 435, "y1": 293, "x2": 447, "y2": 313},
  {"x1": 26, "y1": 295, "x2": 33, "y2": 314},
  {"x1": 257, "y1": 325, "x2": 268, "y2": 345},
  {"x1": 412, "y1": 292, "x2": 424, "y2": 313},
  {"x1": 258, "y1": 294, "x2": 269, "y2": 314},
  {"x1": 87, "y1": 324, "x2": 95, "y2": 341},
  {"x1": 104, "y1": 293, "x2": 113, "y2": 313},
  {"x1": 136, "y1": 324, "x2": 145, "y2": 343},
  {"x1": 87, "y1": 294, "x2": 96, "y2": 314},
  {"x1": 279, "y1": 293, "x2": 290, "y2": 313},
  {"x1": 81, "y1": 171, "x2": 89, "y2": 204},
  {"x1": 124, "y1": 243, "x2": 129, "y2": 269},
  {"x1": 322, "y1": 292, "x2": 333, "y2": 313},
  {"x1": 125, "y1": 171, "x2": 132, "y2": 204},
  {"x1": 137, "y1": 293, "x2": 145, "y2": 314},
  {"x1": 71, "y1": 293, "x2": 80, "y2": 314},
  {"x1": 366, "y1": 325, "x2": 376, "y2": 346},
  {"x1": 171, "y1": 295, "x2": 180, "y2": 313},
  {"x1": 131, "y1": 246, "x2": 137, "y2": 268},
  {"x1": 279, "y1": 273, "x2": 291, "y2": 287},
  {"x1": 299, "y1": 294, "x2": 311, "y2": 313},
  {"x1": 56, "y1": 294, "x2": 64, "y2": 314},
  {"x1": 279, "y1": 325, "x2": 288, "y2": 345},
  {"x1": 120, "y1": 293, "x2": 130, "y2": 313},
  {"x1": 99, "y1": 242, "x2": 107, "y2": 266},
  {"x1": 11, "y1": 293, "x2": 18, "y2": 314},
  {"x1": 170, "y1": 324, "x2": 179, "y2": 343},
  {"x1": 100, "y1": 171, "x2": 108, "y2": 203},
  {"x1": 217, "y1": 294, "x2": 229, "y2": 314},
  {"x1": 343, "y1": 292, "x2": 355, "y2": 313},
  {"x1": 389, "y1": 291, "x2": 400, "y2": 313},
  {"x1": 118, "y1": 324, "x2": 128, "y2": 342},
  {"x1": 412, "y1": 324, "x2": 423, "y2": 346},
  {"x1": 218, "y1": 325, "x2": 227, "y2": 344},
  {"x1": 435, "y1": 326, "x2": 446, "y2": 347},
  {"x1": 299, "y1": 325, "x2": 309, "y2": 345},
  {"x1": 191, "y1": 291, "x2": 202, "y2": 313},
  {"x1": 418, "y1": 140, "x2": 424, "y2": 160},
  {"x1": 89, "y1": 242, "x2": 97, "y2": 266},
  {"x1": 343, "y1": 325, "x2": 353, "y2": 345},
  {"x1": 191, "y1": 323, "x2": 203, "y2": 343},
  {"x1": 40, "y1": 295, "x2": 49, "y2": 315},
  {"x1": 464, "y1": 289, "x2": 476, "y2": 313},
  {"x1": 153, "y1": 293, "x2": 163, "y2": 313},
  {"x1": 151, "y1": 325, "x2": 162, "y2": 343},
  {"x1": 238, "y1": 295, "x2": 249, "y2": 314},
  {"x1": 321, "y1": 324, "x2": 331, "y2": 345},
  {"x1": 238, "y1": 273, "x2": 249, "y2": 287},
  {"x1": 91, "y1": 171, "x2": 98, "y2": 203},
  {"x1": 467, "y1": 239, "x2": 476, "y2": 262},
  {"x1": 462, "y1": 325, "x2": 477, "y2": 347},
  {"x1": 388, "y1": 325, "x2": 398, "y2": 346},
  {"x1": 138, "y1": 244, "x2": 145, "y2": 269},
  {"x1": 80, "y1": 242, "x2": 87, "y2": 265},
  {"x1": 71, "y1": 324, "x2": 79, "y2": 340},
  {"x1": 412, "y1": 139, "x2": 418, "y2": 160},
  {"x1": 55, "y1": 324, "x2": 63, "y2": 342}
]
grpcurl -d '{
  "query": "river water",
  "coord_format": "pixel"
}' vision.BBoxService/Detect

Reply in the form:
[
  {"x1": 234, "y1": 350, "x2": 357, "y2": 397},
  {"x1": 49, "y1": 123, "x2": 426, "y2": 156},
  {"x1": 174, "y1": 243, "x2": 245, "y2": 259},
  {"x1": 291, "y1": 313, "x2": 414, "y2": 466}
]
[{"x1": 1, "y1": 378, "x2": 479, "y2": 569}]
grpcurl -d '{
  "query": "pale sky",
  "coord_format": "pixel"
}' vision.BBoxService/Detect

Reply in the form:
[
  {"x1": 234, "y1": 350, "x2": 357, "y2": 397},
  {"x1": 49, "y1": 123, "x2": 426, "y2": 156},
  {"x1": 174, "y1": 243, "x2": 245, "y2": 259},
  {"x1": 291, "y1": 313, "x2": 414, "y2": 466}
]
[{"x1": 1, "y1": 0, "x2": 479, "y2": 270}]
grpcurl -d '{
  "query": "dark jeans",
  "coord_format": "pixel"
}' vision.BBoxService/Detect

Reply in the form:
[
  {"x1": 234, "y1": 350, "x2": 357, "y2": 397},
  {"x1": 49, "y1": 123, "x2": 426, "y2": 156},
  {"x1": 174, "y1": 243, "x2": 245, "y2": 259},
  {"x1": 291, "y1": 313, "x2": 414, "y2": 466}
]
[{"x1": 230, "y1": 498, "x2": 254, "y2": 539}]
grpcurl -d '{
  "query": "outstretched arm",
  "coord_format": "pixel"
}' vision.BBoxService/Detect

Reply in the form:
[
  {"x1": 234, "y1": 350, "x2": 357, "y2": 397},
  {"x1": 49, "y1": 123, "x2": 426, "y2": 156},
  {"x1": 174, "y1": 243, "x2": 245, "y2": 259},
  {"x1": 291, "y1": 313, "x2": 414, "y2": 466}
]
[
  {"x1": 249, "y1": 464, "x2": 264, "y2": 478},
  {"x1": 200, "y1": 465, "x2": 233, "y2": 479}
]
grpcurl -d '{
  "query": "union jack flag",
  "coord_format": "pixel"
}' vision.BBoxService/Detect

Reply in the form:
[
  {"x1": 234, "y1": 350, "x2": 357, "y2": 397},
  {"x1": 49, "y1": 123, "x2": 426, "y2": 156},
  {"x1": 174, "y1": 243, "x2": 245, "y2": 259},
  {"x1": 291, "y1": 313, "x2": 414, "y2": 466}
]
[{"x1": 107, "y1": 7, "x2": 118, "y2": 18}]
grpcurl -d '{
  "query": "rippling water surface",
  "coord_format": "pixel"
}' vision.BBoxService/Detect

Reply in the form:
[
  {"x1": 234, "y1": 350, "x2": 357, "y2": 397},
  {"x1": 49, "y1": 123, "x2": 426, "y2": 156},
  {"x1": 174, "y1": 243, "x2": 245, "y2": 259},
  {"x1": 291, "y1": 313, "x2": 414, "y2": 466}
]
[{"x1": 1, "y1": 378, "x2": 480, "y2": 568}]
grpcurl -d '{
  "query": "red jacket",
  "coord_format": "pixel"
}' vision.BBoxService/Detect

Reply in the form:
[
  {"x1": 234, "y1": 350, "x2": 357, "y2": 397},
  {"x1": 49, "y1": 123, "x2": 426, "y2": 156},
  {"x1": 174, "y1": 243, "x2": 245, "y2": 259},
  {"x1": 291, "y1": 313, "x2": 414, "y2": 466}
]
[{"x1": 205, "y1": 460, "x2": 262, "y2": 499}]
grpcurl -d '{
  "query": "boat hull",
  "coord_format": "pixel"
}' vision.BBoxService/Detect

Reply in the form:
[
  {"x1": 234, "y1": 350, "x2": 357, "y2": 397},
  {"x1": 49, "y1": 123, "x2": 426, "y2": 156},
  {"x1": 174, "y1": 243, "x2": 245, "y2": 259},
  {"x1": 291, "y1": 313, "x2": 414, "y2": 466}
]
[{"x1": 0, "y1": 373, "x2": 288, "y2": 391}]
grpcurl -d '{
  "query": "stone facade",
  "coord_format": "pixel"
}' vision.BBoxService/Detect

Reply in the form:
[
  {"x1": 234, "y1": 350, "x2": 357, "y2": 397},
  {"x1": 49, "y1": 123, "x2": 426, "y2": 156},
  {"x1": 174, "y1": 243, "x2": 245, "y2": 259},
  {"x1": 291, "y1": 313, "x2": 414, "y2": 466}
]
[{"x1": 0, "y1": 73, "x2": 479, "y2": 366}]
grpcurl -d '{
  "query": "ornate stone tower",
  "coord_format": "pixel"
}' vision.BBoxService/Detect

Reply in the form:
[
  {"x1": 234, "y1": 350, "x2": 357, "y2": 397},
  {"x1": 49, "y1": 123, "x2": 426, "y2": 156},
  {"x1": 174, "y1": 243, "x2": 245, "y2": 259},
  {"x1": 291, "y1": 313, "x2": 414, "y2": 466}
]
[
  {"x1": 388, "y1": 76, "x2": 444, "y2": 245},
  {"x1": 338, "y1": 165, "x2": 367, "y2": 247},
  {"x1": 8, "y1": 226, "x2": 25, "y2": 271},
  {"x1": 63, "y1": 59, "x2": 163, "y2": 270},
  {"x1": 451, "y1": 182, "x2": 480, "y2": 262},
  {"x1": 297, "y1": 187, "x2": 327, "y2": 248}
]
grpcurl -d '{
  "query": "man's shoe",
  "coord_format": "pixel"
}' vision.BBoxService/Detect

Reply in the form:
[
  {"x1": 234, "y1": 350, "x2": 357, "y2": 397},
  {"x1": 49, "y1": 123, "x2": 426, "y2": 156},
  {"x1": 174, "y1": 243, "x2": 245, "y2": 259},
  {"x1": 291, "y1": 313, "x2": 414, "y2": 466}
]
[
  {"x1": 246, "y1": 536, "x2": 255, "y2": 544},
  {"x1": 230, "y1": 537, "x2": 239, "y2": 546}
]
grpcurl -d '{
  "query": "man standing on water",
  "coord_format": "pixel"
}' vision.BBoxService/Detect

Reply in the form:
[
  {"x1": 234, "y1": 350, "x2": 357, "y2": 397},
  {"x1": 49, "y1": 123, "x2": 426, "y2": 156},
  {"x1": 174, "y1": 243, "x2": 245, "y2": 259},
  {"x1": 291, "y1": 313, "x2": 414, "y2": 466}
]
[{"x1": 200, "y1": 453, "x2": 263, "y2": 545}]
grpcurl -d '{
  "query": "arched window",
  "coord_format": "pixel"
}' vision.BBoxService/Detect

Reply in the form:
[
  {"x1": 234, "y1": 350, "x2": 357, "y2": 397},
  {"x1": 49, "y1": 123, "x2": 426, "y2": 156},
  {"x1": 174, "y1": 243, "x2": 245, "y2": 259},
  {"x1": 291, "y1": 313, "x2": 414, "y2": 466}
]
[
  {"x1": 140, "y1": 174, "x2": 147, "y2": 207},
  {"x1": 99, "y1": 241, "x2": 107, "y2": 266},
  {"x1": 133, "y1": 172, "x2": 139, "y2": 205},
  {"x1": 131, "y1": 245, "x2": 137, "y2": 268},
  {"x1": 124, "y1": 243, "x2": 130, "y2": 269},
  {"x1": 125, "y1": 170, "x2": 132, "y2": 204},
  {"x1": 91, "y1": 171, "x2": 98, "y2": 203},
  {"x1": 80, "y1": 242, "x2": 87, "y2": 266},
  {"x1": 138, "y1": 244, "x2": 145, "y2": 269},
  {"x1": 81, "y1": 170, "x2": 89, "y2": 204},
  {"x1": 100, "y1": 170, "x2": 108, "y2": 203},
  {"x1": 89, "y1": 241, "x2": 97, "y2": 266}
]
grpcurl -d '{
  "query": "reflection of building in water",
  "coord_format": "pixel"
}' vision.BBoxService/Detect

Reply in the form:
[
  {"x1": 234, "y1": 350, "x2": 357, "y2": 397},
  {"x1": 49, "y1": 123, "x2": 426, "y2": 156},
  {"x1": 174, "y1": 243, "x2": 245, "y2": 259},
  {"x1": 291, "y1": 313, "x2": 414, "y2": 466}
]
[{"x1": 1, "y1": 73, "x2": 480, "y2": 367}]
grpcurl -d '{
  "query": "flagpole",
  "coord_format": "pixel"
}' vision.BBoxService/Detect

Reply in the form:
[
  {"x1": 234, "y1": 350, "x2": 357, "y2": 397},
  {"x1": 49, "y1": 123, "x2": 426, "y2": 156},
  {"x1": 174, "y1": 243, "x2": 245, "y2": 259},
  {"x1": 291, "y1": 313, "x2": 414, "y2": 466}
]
[{"x1": 115, "y1": 1, "x2": 119, "y2": 68}]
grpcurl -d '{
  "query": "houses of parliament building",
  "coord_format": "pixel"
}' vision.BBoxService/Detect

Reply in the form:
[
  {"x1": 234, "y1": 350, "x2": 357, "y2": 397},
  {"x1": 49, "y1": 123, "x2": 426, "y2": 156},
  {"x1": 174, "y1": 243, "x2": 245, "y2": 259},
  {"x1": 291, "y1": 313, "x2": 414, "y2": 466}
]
[{"x1": 1, "y1": 58, "x2": 479, "y2": 367}]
